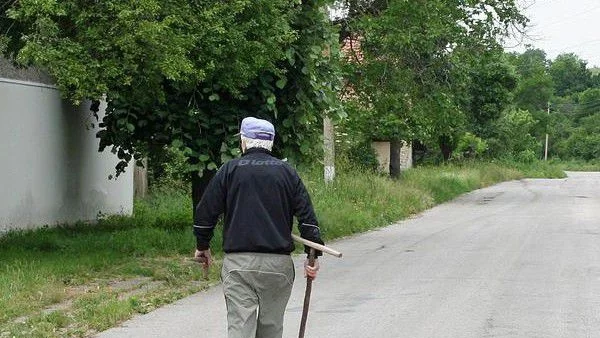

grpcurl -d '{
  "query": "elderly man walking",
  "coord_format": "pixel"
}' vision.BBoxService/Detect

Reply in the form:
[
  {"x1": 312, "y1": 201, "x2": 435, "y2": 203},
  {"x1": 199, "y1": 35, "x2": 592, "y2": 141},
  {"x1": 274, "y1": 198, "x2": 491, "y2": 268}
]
[{"x1": 193, "y1": 117, "x2": 324, "y2": 338}]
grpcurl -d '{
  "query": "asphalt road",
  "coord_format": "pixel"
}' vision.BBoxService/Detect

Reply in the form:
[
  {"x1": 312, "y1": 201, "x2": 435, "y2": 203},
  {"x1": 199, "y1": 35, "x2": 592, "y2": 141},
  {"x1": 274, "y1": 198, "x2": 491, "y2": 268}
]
[{"x1": 97, "y1": 172, "x2": 600, "y2": 338}]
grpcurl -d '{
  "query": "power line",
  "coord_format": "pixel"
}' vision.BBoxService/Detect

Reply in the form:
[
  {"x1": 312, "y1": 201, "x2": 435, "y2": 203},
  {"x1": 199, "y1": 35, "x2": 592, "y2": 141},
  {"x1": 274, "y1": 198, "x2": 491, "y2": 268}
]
[
  {"x1": 545, "y1": 39, "x2": 600, "y2": 55},
  {"x1": 552, "y1": 98, "x2": 600, "y2": 107},
  {"x1": 531, "y1": 3, "x2": 600, "y2": 29}
]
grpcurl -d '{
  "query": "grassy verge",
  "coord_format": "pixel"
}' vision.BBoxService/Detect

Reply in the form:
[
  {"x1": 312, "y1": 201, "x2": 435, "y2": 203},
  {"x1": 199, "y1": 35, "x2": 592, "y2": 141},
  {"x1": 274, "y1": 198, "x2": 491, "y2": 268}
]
[
  {"x1": 549, "y1": 159, "x2": 600, "y2": 172},
  {"x1": 0, "y1": 161, "x2": 562, "y2": 337},
  {"x1": 497, "y1": 159, "x2": 567, "y2": 179}
]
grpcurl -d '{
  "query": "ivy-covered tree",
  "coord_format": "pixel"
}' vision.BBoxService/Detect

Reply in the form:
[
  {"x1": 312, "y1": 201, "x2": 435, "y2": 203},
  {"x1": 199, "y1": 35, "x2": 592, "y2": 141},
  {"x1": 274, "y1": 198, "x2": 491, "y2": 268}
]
[{"x1": 3, "y1": 0, "x2": 342, "y2": 208}]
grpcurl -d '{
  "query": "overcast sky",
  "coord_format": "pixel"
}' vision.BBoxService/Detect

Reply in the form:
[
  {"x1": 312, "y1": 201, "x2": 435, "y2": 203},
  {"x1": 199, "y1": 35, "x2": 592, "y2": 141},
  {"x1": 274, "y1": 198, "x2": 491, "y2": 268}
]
[{"x1": 505, "y1": 0, "x2": 600, "y2": 67}]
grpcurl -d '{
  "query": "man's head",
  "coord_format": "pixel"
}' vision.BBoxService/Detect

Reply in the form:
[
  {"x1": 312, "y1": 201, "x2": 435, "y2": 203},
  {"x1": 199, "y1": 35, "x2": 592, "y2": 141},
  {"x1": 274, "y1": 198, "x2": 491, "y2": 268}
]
[{"x1": 239, "y1": 117, "x2": 275, "y2": 152}]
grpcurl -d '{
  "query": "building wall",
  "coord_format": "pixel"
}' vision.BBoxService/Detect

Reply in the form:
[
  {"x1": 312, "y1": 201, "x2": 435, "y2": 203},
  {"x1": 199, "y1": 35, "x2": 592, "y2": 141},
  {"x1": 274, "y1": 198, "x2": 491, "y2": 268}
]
[
  {"x1": 400, "y1": 142, "x2": 413, "y2": 170},
  {"x1": 0, "y1": 77, "x2": 133, "y2": 233},
  {"x1": 371, "y1": 141, "x2": 413, "y2": 174},
  {"x1": 372, "y1": 141, "x2": 391, "y2": 174}
]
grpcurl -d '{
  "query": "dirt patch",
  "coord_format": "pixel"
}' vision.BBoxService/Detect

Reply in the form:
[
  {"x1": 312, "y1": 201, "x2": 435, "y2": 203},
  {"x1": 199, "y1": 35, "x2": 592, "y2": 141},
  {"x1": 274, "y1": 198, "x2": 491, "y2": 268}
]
[{"x1": 12, "y1": 277, "x2": 166, "y2": 324}]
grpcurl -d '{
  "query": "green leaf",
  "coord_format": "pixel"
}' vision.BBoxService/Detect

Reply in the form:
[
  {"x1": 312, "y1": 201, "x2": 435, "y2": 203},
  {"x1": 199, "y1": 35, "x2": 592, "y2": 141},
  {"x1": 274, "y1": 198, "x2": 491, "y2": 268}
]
[
  {"x1": 276, "y1": 78, "x2": 287, "y2": 89},
  {"x1": 209, "y1": 94, "x2": 220, "y2": 101},
  {"x1": 198, "y1": 154, "x2": 210, "y2": 162},
  {"x1": 207, "y1": 162, "x2": 218, "y2": 170},
  {"x1": 172, "y1": 139, "x2": 183, "y2": 148},
  {"x1": 188, "y1": 163, "x2": 205, "y2": 172},
  {"x1": 126, "y1": 123, "x2": 135, "y2": 132},
  {"x1": 300, "y1": 143, "x2": 310, "y2": 154}
]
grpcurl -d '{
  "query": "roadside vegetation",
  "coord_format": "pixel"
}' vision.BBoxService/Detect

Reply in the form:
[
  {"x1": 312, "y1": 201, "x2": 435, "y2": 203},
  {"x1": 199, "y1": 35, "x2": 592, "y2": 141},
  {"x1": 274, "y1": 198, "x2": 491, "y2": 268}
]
[
  {"x1": 1, "y1": 0, "x2": 599, "y2": 337},
  {"x1": 551, "y1": 159, "x2": 600, "y2": 172},
  {"x1": 0, "y1": 160, "x2": 569, "y2": 337}
]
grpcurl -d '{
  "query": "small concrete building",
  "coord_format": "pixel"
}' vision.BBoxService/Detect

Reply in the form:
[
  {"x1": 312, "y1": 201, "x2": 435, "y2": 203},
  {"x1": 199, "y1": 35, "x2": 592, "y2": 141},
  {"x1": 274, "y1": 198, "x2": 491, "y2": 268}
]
[
  {"x1": 372, "y1": 141, "x2": 413, "y2": 174},
  {"x1": 0, "y1": 58, "x2": 133, "y2": 233}
]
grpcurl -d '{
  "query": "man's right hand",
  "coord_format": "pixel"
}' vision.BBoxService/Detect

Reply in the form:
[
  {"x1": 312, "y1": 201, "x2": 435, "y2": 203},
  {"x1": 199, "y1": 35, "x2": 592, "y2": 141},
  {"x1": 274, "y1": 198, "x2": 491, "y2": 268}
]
[
  {"x1": 194, "y1": 249, "x2": 212, "y2": 270},
  {"x1": 304, "y1": 258, "x2": 320, "y2": 280}
]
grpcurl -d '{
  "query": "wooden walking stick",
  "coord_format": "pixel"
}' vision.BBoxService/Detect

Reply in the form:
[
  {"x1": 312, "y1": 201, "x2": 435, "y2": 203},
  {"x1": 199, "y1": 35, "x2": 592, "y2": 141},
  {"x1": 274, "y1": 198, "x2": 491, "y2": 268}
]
[
  {"x1": 292, "y1": 234, "x2": 342, "y2": 338},
  {"x1": 298, "y1": 247, "x2": 316, "y2": 338}
]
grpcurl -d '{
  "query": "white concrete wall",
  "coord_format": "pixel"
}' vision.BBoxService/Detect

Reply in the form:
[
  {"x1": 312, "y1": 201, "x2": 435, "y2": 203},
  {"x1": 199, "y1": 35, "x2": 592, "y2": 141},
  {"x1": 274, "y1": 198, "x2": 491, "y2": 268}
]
[
  {"x1": 0, "y1": 78, "x2": 133, "y2": 233},
  {"x1": 371, "y1": 141, "x2": 413, "y2": 174},
  {"x1": 400, "y1": 141, "x2": 413, "y2": 170},
  {"x1": 372, "y1": 141, "x2": 391, "y2": 174}
]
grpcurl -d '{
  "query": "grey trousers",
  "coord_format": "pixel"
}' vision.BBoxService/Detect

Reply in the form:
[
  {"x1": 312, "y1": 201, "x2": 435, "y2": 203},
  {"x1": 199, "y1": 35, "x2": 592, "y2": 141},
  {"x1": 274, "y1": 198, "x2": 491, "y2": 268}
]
[{"x1": 221, "y1": 253, "x2": 295, "y2": 338}]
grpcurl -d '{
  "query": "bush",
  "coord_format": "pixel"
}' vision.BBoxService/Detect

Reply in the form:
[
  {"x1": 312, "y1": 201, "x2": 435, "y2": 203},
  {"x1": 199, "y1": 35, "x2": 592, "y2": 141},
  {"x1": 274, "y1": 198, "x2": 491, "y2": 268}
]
[
  {"x1": 516, "y1": 149, "x2": 537, "y2": 163},
  {"x1": 148, "y1": 146, "x2": 191, "y2": 190},
  {"x1": 452, "y1": 132, "x2": 488, "y2": 160},
  {"x1": 488, "y1": 108, "x2": 541, "y2": 159},
  {"x1": 565, "y1": 130, "x2": 600, "y2": 161},
  {"x1": 345, "y1": 141, "x2": 380, "y2": 171}
]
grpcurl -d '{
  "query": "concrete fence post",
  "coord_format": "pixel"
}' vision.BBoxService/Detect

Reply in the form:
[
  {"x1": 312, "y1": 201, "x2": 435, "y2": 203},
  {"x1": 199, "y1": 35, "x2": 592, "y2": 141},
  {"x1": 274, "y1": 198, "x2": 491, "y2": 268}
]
[{"x1": 134, "y1": 158, "x2": 148, "y2": 199}]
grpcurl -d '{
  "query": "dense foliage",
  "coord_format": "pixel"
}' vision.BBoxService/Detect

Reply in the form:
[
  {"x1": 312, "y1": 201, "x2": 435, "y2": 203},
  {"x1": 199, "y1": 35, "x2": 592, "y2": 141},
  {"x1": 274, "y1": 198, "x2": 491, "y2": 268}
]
[
  {"x1": 2, "y1": 0, "x2": 342, "y2": 203},
  {"x1": 338, "y1": 0, "x2": 527, "y2": 161},
  {"x1": 506, "y1": 48, "x2": 600, "y2": 162},
  {"x1": 1, "y1": 0, "x2": 597, "y2": 185},
  {"x1": 336, "y1": 0, "x2": 597, "y2": 165}
]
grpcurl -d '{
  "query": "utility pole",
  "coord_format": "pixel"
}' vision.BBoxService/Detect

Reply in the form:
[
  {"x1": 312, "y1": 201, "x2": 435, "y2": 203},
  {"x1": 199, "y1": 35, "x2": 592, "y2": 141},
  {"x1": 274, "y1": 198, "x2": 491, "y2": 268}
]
[
  {"x1": 322, "y1": 34, "x2": 335, "y2": 183},
  {"x1": 323, "y1": 116, "x2": 335, "y2": 183},
  {"x1": 544, "y1": 101, "x2": 550, "y2": 161}
]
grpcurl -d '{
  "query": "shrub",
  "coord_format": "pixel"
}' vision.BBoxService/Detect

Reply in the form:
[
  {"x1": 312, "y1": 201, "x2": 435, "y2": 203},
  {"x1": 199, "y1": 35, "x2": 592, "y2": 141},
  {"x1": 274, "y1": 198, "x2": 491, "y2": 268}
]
[
  {"x1": 345, "y1": 141, "x2": 380, "y2": 171},
  {"x1": 452, "y1": 132, "x2": 488, "y2": 160},
  {"x1": 487, "y1": 108, "x2": 541, "y2": 160},
  {"x1": 516, "y1": 149, "x2": 537, "y2": 163}
]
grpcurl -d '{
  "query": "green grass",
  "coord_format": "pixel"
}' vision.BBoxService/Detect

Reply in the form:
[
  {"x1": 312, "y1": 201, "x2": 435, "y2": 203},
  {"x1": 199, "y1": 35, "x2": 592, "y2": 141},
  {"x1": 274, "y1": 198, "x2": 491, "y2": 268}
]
[
  {"x1": 0, "y1": 160, "x2": 562, "y2": 336},
  {"x1": 308, "y1": 162, "x2": 525, "y2": 240},
  {"x1": 549, "y1": 159, "x2": 600, "y2": 172},
  {"x1": 0, "y1": 187, "x2": 213, "y2": 337},
  {"x1": 497, "y1": 159, "x2": 567, "y2": 179}
]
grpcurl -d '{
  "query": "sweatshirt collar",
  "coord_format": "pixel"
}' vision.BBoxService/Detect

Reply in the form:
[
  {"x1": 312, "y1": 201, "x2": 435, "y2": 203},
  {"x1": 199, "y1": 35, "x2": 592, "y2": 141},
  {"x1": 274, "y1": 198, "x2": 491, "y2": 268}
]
[{"x1": 242, "y1": 147, "x2": 272, "y2": 156}]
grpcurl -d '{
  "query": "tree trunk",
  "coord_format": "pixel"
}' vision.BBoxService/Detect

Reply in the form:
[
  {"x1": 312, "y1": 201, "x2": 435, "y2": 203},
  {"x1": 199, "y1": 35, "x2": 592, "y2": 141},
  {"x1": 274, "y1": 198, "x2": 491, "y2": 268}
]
[
  {"x1": 439, "y1": 135, "x2": 453, "y2": 162},
  {"x1": 191, "y1": 170, "x2": 216, "y2": 219},
  {"x1": 389, "y1": 140, "x2": 401, "y2": 179}
]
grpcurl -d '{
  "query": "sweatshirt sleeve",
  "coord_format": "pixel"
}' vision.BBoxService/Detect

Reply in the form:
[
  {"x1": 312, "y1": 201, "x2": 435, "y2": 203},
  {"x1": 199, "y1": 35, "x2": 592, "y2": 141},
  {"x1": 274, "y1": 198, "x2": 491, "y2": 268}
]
[
  {"x1": 292, "y1": 175, "x2": 324, "y2": 257},
  {"x1": 193, "y1": 167, "x2": 227, "y2": 250}
]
